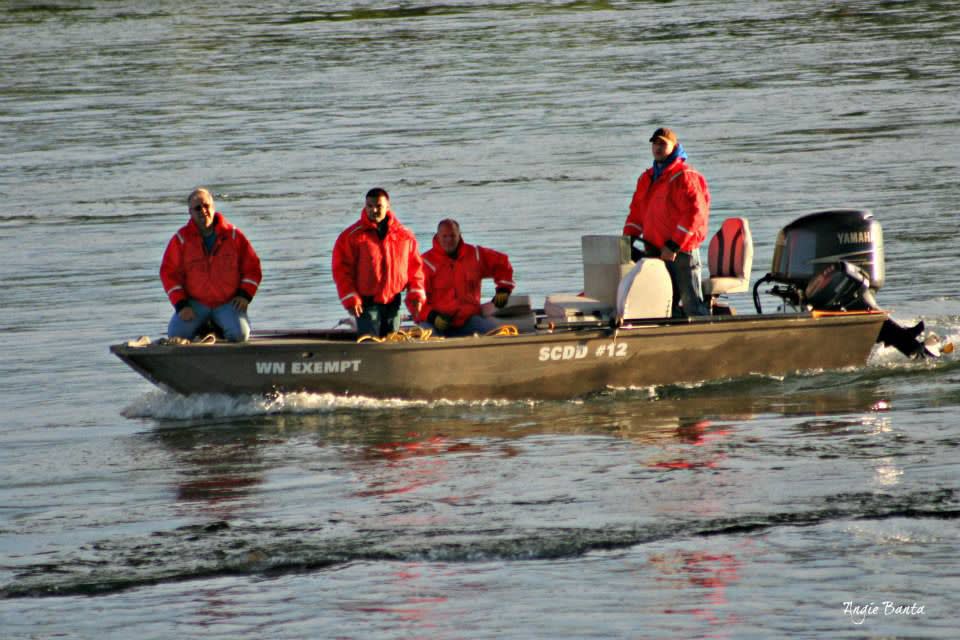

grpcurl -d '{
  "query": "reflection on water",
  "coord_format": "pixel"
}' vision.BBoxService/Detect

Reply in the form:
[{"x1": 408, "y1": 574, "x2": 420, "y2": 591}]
[
  {"x1": 343, "y1": 564, "x2": 452, "y2": 631},
  {"x1": 150, "y1": 423, "x2": 268, "y2": 520},
  {"x1": 132, "y1": 375, "x2": 899, "y2": 514},
  {"x1": 647, "y1": 419, "x2": 731, "y2": 471},
  {"x1": 352, "y1": 437, "x2": 453, "y2": 510},
  {"x1": 873, "y1": 457, "x2": 903, "y2": 488},
  {"x1": 651, "y1": 548, "x2": 743, "y2": 633}
]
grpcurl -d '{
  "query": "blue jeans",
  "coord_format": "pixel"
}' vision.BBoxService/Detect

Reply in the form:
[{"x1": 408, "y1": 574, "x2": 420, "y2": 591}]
[
  {"x1": 421, "y1": 314, "x2": 500, "y2": 337},
  {"x1": 356, "y1": 296, "x2": 402, "y2": 338},
  {"x1": 168, "y1": 300, "x2": 250, "y2": 342},
  {"x1": 666, "y1": 249, "x2": 709, "y2": 318}
]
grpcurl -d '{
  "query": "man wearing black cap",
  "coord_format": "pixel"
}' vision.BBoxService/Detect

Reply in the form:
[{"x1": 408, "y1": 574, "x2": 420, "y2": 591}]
[{"x1": 622, "y1": 127, "x2": 710, "y2": 317}]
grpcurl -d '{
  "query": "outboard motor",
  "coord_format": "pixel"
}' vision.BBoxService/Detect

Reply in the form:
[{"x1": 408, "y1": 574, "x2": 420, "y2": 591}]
[
  {"x1": 753, "y1": 209, "x2": 884, "y2": 312},
  {"x1": 804, "y1": 261, "x2": 879, "y2": 312},
  {"x1": 754, "y1": 209, "x2": 932, "y2": 358}
]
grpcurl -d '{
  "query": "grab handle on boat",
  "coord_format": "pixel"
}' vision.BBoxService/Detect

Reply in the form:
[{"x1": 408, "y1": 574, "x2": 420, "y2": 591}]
[{"x1": 752, "y1": 274, "x2": 773, "y2": 314}]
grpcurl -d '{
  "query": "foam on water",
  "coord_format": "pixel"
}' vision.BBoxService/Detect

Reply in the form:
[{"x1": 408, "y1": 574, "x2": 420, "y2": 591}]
[
  {"x1": 868, "y1": 313, "x2": 960, "y2": 367},
  {"x1": 122, "y1": 390, "x2": 528, "y2": 420}
]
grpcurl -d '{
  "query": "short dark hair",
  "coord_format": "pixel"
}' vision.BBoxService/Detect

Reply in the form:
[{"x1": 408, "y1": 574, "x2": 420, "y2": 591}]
[
  {"x1": 437, "y1": 218, "x2": 460, "y2": 232},
  {"x1": 365, "y1": 187, "x2": 389, "y2": 201}
]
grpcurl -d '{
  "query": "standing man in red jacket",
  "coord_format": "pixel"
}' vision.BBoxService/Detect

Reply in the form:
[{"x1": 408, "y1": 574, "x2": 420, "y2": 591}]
[
  {"x1": 332, "y1": 188, "x2": 426, "y2": 337},
  {"x1": 623, "y1": 127, "x2": 710, "y2": 317},
  {"x1": 416, "y1": 218, "x2": 515, "y2": 337},
  {"x1": 160, "y1": 188, "x2": 262, "y2": 342}
]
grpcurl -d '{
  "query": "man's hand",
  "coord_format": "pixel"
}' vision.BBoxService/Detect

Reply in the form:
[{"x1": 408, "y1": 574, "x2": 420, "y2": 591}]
[
  {"x1": 433, "y1": 314, "x2": 450, "y2": 332},
  {"x1": 351, "y1": 300, "x2": 364, "y2": 317},
  {"x1": 178, "y1": 307, "x2": 196, "y2": 322},
  {"x1": 628, "y1": 235, "x2": 643, "y2": 262},
  {"x1": 428, "y1": 311, "x2": 451, "y2": 332},
  {"x1": 660, "y1": 247, "x2": 678, "y2": 262},
  {"x1": 492, "y1": 290, "x2": 510, "y2": 308},
  {"x1": 232, "y1": 296, "x2": 249, "y2": 312}
]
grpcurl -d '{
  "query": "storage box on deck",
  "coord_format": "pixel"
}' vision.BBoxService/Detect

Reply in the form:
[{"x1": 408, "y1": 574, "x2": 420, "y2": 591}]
[
  {"x1": 482, "y1": 295, "x2": 536, "y2": 333},
  {"x1": 494, "y1": 313, "x2": 537, "y2": 333},
  {"x1": 481, "y1": 294, "x2": 532, "y2": 317},
  {"x1": 581, "y1": 235, "x2": 634, "y2": 306},
  {"x1": 543, "y1": 294, "x2": 611, "y2": 323}
]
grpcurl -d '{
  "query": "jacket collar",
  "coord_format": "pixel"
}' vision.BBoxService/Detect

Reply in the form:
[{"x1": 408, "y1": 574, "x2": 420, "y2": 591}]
[
  {"x1": 432, "y1": 234, "x2": 465, "y2": 258},
  {"x1": 358, "y1": 210, "x2": 395, "y2": 231},
  {"x1": 651, "y1": 142, "x2": 688, "y2": 181},
  {"x1": 185, "y1": 212, "x2": 230, "y2": 238}
]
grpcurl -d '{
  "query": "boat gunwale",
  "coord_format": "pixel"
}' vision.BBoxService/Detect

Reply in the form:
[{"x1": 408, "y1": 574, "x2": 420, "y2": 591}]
[{"x1": 109, "y1": 310, "x2": 888, "y2": 356}]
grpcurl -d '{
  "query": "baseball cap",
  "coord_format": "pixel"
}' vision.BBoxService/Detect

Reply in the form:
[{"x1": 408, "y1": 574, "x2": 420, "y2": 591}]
[{"x1": 649, "y1": 127, "x2": 678, "y2": 146}]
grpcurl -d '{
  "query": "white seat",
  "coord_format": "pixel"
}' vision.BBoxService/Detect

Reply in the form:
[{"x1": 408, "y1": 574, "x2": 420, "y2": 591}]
[
  {"x1": 702, "y1": 217, "x2": 753, "y2": 297},
  {"x1": 616, "y1": 258, "x2": 673, "y2": 320}
]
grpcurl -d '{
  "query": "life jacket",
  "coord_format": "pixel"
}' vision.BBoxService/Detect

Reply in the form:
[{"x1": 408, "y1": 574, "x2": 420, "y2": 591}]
[
  {"x1": 332, "y1": 211, "x2": 426, "y2": 308},
  {"x1": 418, "y1": 235, "x2": 515, "y2": 327},
  {"x1": 622, "y1": 157, "x2": 710, "y2": 253},
  {"x1": 160, "y1": 213, "x2": 262, "y2": 309}
]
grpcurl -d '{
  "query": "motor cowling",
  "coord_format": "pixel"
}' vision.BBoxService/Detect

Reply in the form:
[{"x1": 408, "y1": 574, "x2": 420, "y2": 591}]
[{"x1": 770, "y1": 209, "x2": 884, "y2": 292}]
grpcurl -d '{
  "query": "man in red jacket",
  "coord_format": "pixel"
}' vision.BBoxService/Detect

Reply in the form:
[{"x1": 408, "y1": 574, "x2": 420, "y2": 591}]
[
  {"x1": 622, "y1": 127, "x2": 710, "y2": 317},
  {"x1": 416, "y1": 218, "x2": 515, "y2": 337},
  {"x1": 332, "y1": 188, "x2": 426, "y2": 337},
  {"x1": 160, "y1": 188, "x2": 262, "y2": 342}
]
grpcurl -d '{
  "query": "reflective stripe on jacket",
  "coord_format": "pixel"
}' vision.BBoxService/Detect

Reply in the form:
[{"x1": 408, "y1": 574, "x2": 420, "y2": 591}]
[
  {"x1": 417, "y1": 235, "x2": 515, "y2": 327},
  {"x1": 622, "y1": 158, "x2": 710, "y2": 253},
  {"x1": 332, "y1": 211, "x2": 426, "y2": 309},
  {"x1": 160, "y1": 213, "x2": 262, "y2": 310}
]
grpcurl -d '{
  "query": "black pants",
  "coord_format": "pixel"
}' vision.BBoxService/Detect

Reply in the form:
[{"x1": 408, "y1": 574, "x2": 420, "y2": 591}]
[{"x1": 356, "y1": 294, "x2": 401, "y2": 337}]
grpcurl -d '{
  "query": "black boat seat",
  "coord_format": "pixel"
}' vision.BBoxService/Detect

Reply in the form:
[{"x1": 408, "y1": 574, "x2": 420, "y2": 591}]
[{"x1": 702, "y1": 217, "x2": 753, "y2": 297}]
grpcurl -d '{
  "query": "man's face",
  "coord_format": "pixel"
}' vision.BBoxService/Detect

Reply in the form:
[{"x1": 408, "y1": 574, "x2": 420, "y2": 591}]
[
  {"x1": 189, "y1": 192, "x2": 216, "y2": 233},
  {"x1": 365, "y1": 195, "x2": 389, "y2": 223},
  {"x1": 437, "y1": 222, "x2": 461, "y2": 254},
  {"x1": 651, "y1": 138, "x2": 675, "y2": 163}
]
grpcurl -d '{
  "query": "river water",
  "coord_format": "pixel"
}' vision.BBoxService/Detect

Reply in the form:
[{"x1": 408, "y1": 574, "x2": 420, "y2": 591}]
[{"x1": 2, "y1": 1, "x2": 959, "y2": 638}]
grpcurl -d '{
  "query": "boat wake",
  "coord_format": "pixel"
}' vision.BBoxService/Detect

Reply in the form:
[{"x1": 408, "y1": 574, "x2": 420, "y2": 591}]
[
  {"x1": 122, "y1": 390, "x2": 526, "y2": 421},
  {"x1": 869, "y1": 313, "x2": 958, "y2": 367},
  {"x1": 4, "y1": 488, "x2": 956, "y2": 599}
]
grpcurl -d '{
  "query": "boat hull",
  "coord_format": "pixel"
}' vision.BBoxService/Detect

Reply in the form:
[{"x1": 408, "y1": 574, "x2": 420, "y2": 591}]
[{"x1": 110, "y1": 312, "x2": 887, "y2": 400}]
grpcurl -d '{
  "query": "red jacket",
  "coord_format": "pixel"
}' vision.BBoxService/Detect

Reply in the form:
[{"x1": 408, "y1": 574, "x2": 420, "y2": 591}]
[
  {"x1": 417, "y1": 235, "x2": 515, "y2": 327},
  {"x1": 332, "y1": 211, "x2": 426, "y2": 309},
  {"x1": 160, "y1": 213, "x2": 262, "y2": 310},
  {"x1": 622, "y1": 158, "x2": 710, "y2": 253}
]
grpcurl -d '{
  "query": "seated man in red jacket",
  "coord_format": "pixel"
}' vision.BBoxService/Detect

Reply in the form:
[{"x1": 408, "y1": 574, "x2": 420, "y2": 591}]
[
  {"x1": 332, "y1": 188, "x2": 426, "y2": 337},
  {"x1": 160, "y1": 188, "x2": 262, "y2": 342},
  {"x1": 416, "y1": 218, "x2": 515, "y2": 337}
]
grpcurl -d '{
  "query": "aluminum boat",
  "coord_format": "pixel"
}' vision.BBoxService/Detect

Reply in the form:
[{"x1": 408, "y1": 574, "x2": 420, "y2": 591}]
[{"x1": 111, "y1": 209, "x2": 935, "y2": 400}]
